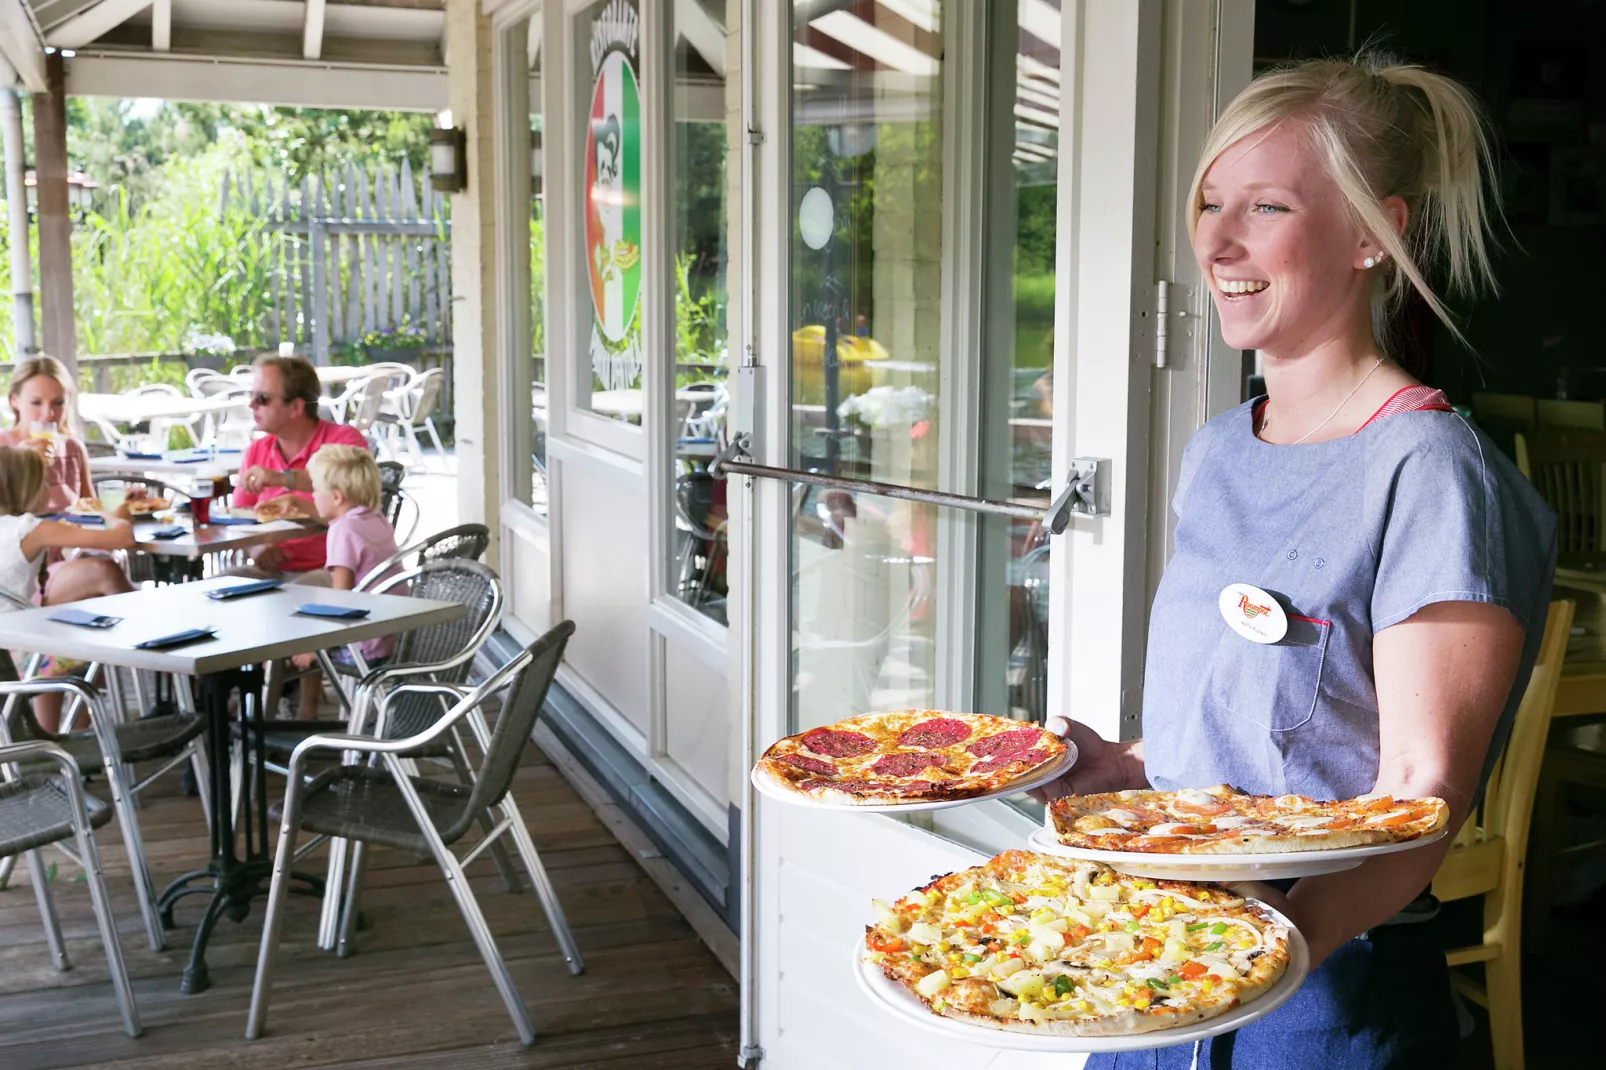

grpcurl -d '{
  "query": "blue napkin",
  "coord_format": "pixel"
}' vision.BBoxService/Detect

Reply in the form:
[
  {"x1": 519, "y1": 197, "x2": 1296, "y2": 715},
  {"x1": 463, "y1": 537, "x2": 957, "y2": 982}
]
[
  {"x1": 118, "y1": 450, "x2": 164, "y2": 460},
  {"x1": 205, "y1": 516, "x2": 258, "y2": 526}
]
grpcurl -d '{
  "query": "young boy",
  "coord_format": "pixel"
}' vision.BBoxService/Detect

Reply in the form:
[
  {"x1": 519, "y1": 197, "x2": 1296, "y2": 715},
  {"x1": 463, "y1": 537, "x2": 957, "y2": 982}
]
[{"x1": 286, "y1": 444, "x2": 403, "y2": 715}]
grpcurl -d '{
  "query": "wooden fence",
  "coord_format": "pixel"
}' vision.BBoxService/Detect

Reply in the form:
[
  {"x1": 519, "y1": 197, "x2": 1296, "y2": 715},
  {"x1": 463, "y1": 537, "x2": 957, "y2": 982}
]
[{"x1": 222, "y1": 162, "x2": 453, "y2": 362}]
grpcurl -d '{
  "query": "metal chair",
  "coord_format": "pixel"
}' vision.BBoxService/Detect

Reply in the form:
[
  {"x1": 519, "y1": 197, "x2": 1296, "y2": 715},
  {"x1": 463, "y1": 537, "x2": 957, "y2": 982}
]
[
  {"x1": 0, "y1": 672, "x2": 203, "y2": 952},
  {"x1": 246, "y1": 621, "x2": 582, "y2": 1045},
  {"x1": 377, "y1": 461, "x2": 420, "y2": 544},
  {"x1": 0, "y1": 740, "x2": 141, "y2": 1037}
]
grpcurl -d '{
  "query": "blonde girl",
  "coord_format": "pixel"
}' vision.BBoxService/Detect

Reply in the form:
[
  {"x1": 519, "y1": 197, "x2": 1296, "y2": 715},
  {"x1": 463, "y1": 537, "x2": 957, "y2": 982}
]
[
  {"x1": 0, "y1": 356, "x2": 94, "y2": 515},
  {"x1": 1039, "y1": 53, "x2": 1554, "y2": 1068},
  {"x1": 0, "y1": 447, "x2": 138, "y2": 731}
]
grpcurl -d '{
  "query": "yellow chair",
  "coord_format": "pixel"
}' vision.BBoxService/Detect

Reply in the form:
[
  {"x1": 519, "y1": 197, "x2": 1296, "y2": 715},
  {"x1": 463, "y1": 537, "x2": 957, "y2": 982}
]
[
  {"x1": 1512, "y1": 430, "x2": 1606, "y2": 566},
  {"x1": 1432, "y1": 599, "x2": 1575, "y2": 1070},
  {"x1": 1473, "y1": 392, "x2": 1537, "y2": 428},
  {"x1": 1536, "y1": 398, "x2": 1606, "y2": 431}
]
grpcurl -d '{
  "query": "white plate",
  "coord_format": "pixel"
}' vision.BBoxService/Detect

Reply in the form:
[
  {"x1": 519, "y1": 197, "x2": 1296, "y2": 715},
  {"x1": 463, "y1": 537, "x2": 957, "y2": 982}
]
[
  {"x1": 749, "y1": 744, "x2": 1077, "y2": 814},
  {"x1": 853, "y1": 903, "x2": 1310, "y2": 1053},
  {"x1": 1026, "y1": 824, "x2": 1449, "y2": 881}
]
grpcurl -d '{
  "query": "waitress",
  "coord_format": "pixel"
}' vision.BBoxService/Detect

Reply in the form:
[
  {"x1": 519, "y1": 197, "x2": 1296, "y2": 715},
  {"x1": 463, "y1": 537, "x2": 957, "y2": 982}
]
[{"x1": 1041, "y1": 54, "x2": 1556, "y2": 1069}]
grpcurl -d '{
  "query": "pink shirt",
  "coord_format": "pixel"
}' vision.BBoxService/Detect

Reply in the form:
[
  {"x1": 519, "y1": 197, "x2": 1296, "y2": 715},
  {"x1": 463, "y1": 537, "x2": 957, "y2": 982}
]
[
  {"x1": 232, "y1": 419, "x2": 368, "y2": 573},
  {"x1": 0, "y1": 429, "x2": 89, "y2": 515},
  {"x1": 325, "y1": 505, "x2": 403, "y2": 660}
]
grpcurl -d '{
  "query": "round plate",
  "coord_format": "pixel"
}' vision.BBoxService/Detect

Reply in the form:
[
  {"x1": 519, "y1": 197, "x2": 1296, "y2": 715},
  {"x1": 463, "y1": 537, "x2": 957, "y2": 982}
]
[
  {"x1": 1026, "y1": 824, "x2": 1450, "y2": 881},
  {"x1": 852, "y1": 905, "x2": 1309, "y2": 1053},
  {"x1": 750, "y1": 744, "x2": 1077, "y2": 814}
]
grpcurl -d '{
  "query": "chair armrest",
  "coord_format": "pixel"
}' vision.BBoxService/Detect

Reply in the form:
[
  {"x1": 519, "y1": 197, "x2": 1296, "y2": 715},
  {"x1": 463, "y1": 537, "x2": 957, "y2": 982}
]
[
  {"x1": 0, "y1": 677, "x2": 106, "y2": 709},
  {"x1": 0, "y1": 740, "x2": 84, "y2": 780},
  {"x1": 0, "y1": 587, "x2": 32, "y2": 612}
]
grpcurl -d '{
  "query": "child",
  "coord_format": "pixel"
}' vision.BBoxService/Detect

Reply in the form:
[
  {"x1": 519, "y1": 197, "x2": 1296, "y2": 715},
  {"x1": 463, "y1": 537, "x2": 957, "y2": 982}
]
[
  {"x1": 0, "y1": 446, "x2": 137, "y2": 731},
  {"x1": 285, "y1": 445, "x2": 402, "y2": 717}
]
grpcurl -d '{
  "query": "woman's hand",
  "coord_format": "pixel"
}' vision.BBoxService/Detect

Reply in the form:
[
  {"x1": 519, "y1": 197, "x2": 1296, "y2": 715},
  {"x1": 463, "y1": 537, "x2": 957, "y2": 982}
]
[
  {"x1": 1028, "y1": 717, "x2": 1147, "y2": 802},
  {"x1": 19, "y1": 434, "x2": 56, "y2": 466}
]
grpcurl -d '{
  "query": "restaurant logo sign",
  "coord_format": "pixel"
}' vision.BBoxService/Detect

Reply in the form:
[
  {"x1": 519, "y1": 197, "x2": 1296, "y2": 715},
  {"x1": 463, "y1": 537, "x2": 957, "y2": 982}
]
[
  {"x1": 1217, "y1": 582, "x2": 1289, "y2": 645},
  {"x1": 585, "y1": 0, "x2": 643, "y2": 393}
]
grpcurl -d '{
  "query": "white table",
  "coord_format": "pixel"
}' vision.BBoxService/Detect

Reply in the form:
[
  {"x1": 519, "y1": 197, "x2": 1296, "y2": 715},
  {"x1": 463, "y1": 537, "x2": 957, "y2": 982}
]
[
  {"x1": 89, "y1": 451, "x2": 244, "y2": 479},
  {"x1": 126, "y1": 517, "x2": 326, "y2": 562},
  {"x1": 0, "y1": 578, "x2": 464, "y2": 992},
  {"x1": 78, "y1": 393, "x2": 246, "y2": 426},
  {"x1": 316, "y1": 365, "x2": 379, "y2": 385}
]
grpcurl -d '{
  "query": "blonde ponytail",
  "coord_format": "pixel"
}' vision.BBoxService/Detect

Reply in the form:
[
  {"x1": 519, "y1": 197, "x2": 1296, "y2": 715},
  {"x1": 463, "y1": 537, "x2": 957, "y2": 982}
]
[{"x1": 1188, "y1": 51, "x2": 1501, "y2": 347}]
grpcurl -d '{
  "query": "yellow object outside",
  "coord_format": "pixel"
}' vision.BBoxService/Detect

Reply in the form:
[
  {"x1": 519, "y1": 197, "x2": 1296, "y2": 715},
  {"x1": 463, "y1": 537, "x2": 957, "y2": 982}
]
[{"x1": 791, "y1": 325, "x2": 892, "y2": 405}]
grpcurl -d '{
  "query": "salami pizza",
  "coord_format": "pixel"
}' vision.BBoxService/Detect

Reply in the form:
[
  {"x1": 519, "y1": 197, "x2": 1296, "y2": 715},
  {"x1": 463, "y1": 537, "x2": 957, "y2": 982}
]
[
  {"x1": 864, "y1": 851, "x2": 1290, "y2": 1037},
  {"x1": 1049, "y1": 784, "x2": 1448, "y2": 855},
  {"x1": 754, "y1": 711, "x2": 1066, "y2": 805}
]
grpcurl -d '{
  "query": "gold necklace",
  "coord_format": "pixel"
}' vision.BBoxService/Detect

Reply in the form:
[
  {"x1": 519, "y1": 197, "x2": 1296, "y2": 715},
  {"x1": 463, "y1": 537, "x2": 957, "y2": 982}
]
[{"x1": 1260, "y1": 357, "x2": 1387, "y2": 445}]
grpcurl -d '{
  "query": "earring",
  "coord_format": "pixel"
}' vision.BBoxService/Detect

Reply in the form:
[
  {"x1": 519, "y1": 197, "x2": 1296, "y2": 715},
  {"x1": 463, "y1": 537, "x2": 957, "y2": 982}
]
[{"x1": 1363, "y1": 256, "x2": 1377, "y2": 269}]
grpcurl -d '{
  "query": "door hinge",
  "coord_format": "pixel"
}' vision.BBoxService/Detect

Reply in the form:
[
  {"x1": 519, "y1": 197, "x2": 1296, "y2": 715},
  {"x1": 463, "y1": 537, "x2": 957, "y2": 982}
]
[{"x1": 1153, "y1": 280, "x2": 1191, "y2": 369}]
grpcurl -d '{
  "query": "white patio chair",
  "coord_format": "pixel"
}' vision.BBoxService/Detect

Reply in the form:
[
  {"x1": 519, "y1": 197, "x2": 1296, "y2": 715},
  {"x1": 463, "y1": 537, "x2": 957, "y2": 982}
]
[
  {"x1": 377, "y1": 367, "x2": 450, "y2": 471},
  {"x1": 125, "y1": 383, "x2": 198, "y2": 452}
]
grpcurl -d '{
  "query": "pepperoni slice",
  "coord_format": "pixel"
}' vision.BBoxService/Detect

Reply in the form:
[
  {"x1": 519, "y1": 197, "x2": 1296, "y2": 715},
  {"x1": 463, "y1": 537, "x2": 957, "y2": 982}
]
[
  {"x1": 778, "y1": 753, "x2": 835, "y2": 776},
  {"x1": 799, "y1": 728, "x2": 876, "y2": 758},
  {"x1": 967, "y1": 727, "x2": 1044, "y2": 759},
  {"x1": 895, "y1": 717, "x2": 973, "y2": 749},
  {"x1": 972, "y1": 747, "x2": 1052, "y2": 774},
  {"x1": 872, "y1": 751, "x2": 949, "y2": 778}
]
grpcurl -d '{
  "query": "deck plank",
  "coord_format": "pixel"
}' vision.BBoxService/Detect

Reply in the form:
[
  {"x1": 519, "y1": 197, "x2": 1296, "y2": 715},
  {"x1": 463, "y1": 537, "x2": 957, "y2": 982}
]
[{"x1": 0, "y1": 743, "x2": 738, "y2": 1069}]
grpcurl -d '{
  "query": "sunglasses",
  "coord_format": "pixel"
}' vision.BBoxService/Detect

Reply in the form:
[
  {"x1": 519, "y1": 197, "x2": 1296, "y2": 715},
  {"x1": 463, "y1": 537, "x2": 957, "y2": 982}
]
[{"x1": 249, "y1": 393, "x2": 285, "y2": 407}]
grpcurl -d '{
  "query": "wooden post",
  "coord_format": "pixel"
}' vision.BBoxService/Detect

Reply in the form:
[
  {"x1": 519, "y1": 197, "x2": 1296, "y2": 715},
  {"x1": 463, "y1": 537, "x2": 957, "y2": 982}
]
[
  {"x1": 310, "y1": 218, "x2": 328, "y2": 364},
  {"x1": 31, "y1": 52, "x2": 75, "y2": 372}
]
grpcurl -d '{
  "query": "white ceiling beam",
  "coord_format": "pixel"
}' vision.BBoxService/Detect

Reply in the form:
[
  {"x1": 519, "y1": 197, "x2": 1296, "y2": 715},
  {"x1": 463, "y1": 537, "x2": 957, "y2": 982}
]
[
  {"x1": 675, "y1": 0, "x2": 725, "y2": 77},
  {"x1": 152, "y1": 0, "x2": 169, "y2": 51},
  {"x1": 302, "y1": 0, "x2": 325, "y2": 61},
  {"x1": 0, "y1": 0, "x2": 44, "y2": 91},
  {"x1": 47, "y1": 0, "x2": 153, "y2": 50},
  {"x1": 66, "y1": 51, "x2": 447, "y2": 111}
]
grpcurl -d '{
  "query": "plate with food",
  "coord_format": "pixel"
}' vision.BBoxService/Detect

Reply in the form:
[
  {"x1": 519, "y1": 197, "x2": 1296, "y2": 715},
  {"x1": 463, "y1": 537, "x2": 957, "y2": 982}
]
[
  {"x1": 1030, "y1": 785, "x2": 1449, "y2": 881},
  {"x1": 251, "y1": 496, "x2": 314, "y2": 522},
  {"x1": 856, "y1": 850, "x2": 1307, "y2": 1051},
  {"x1": 67, "y1": 496, "x2": 104, "y2": 516},
  {"x1": 125, "y1": 496, "x2": 172, "y2": 516},
  {"x1": 750, "y1": 712, "x2": 1075, "y2": 811}
]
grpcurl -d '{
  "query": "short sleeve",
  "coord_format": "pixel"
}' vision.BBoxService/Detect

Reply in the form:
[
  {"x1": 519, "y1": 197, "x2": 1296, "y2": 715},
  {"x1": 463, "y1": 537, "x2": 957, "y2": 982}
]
[
  {"x1": 1366, "y1": 415, "x2": 1555, "y2": 633},
  {"x1": 323, "y1": 519, "x2": 360, "y2": 574},
  {"x1": 0, "y1": 514, "x2": 45, "y2": 603}
]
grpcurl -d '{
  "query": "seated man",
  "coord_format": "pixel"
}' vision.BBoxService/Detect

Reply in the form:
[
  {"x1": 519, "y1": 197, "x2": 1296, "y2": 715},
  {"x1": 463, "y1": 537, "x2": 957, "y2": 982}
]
[{"x1": 231, "y1": 355, "x2": 370, "y2": 580}]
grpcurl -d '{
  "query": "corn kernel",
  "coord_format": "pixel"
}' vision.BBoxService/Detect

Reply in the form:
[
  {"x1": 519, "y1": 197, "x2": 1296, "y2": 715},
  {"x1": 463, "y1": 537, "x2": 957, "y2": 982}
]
[
  {"x1": 1201, "y1": 979, "x2": 1215, "y2": 993},
  {"x1": 1075, "y1": 1000, "x2": 1092, "y2": 1012},
  {"x1": 1135, "y1": 999, "x2": 1151, "y2": 1010},
  {"x1": 950, "y1": 966, "x2": 970, "y2": 980},
  {"x1": 1116, "y1": 998, "x2": 1131, "y2": 1007},
  {"x1": 1096, "y1": 959, "x2": 1114, "y2": 968}
]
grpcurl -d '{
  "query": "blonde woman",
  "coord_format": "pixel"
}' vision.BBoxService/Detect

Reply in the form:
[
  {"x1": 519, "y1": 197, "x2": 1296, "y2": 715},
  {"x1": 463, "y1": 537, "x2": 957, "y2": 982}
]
[
  {"x1": 0, "y1": 447, "x2": 137, "y2": 732},
  {"x1": 0, "y1": 356, "x2": 94, "y2": 515},
  {"x1": 1038, "y1": 54, "x2": 1555, "y2": 1066}
]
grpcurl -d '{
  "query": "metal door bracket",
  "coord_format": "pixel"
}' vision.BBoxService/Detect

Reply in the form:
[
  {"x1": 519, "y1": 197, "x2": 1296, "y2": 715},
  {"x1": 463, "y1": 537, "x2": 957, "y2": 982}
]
[{"x1": 1044, "y1": 458, "x2": 1109, "y2": 533}]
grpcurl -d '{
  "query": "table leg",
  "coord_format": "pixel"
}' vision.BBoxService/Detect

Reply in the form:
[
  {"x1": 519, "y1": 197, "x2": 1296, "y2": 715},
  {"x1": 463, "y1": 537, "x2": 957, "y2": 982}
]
[{"x1": 157, "y1": 666, "x2": 323, "y2": 994}]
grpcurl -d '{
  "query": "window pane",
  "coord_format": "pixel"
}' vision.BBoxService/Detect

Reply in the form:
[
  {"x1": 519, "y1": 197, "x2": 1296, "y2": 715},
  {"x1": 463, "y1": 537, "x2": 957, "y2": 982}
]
[
  {"x1": 669, "y1": 0, "x2": 730, "y2": 624},
  {"x1": 531, "y1": 21, "x2": 548, "y2": 512},
  {"x1": 789, "y1": 1, "x2": 945, "y2": 731},
  {"x1": 979, "y1": 0, "x2": 1060, "y2": 728},
  {"x1": 578, "y1": 0, "x2": 646, "y2": 424}
]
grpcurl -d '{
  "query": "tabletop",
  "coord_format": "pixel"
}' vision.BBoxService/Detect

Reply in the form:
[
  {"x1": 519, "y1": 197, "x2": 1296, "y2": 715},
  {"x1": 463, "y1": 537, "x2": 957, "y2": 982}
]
[
  {"x1": 90, "y1": 450, "x2": 244, "y2": 478},
  {"x1": 0, "y1": 577, "x2": 463, "y2": 676},
  {"x1": 316, "y1": 366, "x2": 378, "y2": 385},
  {"x1": 79, "y1": 393, "x2": 246, "y2": 425},
  {"x1": 125, "y1": 516, "x2": 325, "y2": 559}
]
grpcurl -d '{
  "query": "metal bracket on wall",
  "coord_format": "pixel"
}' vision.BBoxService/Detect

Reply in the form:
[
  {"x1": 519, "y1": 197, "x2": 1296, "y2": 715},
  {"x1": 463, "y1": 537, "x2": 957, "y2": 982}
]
[{"x1": 1043, "y1": 457, "x2": 1110, "y2": 533}]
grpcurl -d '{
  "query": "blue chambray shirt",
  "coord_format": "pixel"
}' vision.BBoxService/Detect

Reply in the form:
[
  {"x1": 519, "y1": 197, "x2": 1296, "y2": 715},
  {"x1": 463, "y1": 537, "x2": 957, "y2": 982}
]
[{"x1": 1143, "y1": 400, "x2": 1557, "y2": 801}]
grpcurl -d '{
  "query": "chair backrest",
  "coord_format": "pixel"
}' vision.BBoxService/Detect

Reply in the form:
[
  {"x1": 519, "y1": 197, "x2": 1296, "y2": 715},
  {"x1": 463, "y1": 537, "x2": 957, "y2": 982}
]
[
  {"x1": 1448, "y1": 600, "x2": 1574, "y2": 864},
  {"x1": 413, "y1": 523, "x2": 491, "y2": 568},
  {"x1": 187, "y1": 368, "x2": 228, "y2": 395},
  {"x1": 228, "y1": 365, "x2": 256, "y2": 382},
  {"x1": 91, "y1": 474, "x2": 189, "y2": 503},
  {"x1": 1537, "y1": 398, "x2": 1606, "y2": 431},
  {"x1": 193, "y1": 378, "x2": 248, "y2": 401},
  {"x1": 1514, "y1": 430, "x2": 1606, "y2": 555},
  {"x1": 454, "y1": 621, "x2": 575, "y2": 826},
  {"x1": 675, "y1": 472, "x2": 725, "y2": 541},
  {"x1": 373, "y1": 559, "x2": 502, "y2": 685},
  {"x1": 344, "y1": 374, "x2": 390, "y2": 432},
  {"x1": 128, "y1": 383, "x2": 182, "y2": 398},
  {"x1": 408, "y1": 368, "x2": 446, "y2": 426}
]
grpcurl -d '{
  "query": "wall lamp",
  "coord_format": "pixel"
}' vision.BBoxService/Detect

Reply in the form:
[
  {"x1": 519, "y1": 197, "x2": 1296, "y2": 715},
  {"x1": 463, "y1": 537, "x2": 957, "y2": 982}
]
[{"x1": 429, "y1": 126, "x2": 468, "y2": 193}]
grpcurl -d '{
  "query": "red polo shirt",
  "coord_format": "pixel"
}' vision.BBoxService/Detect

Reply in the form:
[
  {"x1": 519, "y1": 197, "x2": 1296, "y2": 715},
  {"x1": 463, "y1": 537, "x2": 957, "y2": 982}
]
[{"x1": 232, "y1": 419, "x2": 369, "y2": 573}]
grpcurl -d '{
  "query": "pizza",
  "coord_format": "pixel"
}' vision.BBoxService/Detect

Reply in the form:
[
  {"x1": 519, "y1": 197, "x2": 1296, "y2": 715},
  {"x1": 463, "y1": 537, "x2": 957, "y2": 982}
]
[
  {"x1": 125, "y1": 496, "x2": 171, "y2": 516},
  {"x1": 1049, "y1": 784, "x2": 1448, "y2": 855},
  {"x1": 69, "y1": 496, "x2": 103, "y2": 514},
  {"x1": 864, "y1": 851, "x2": 1290, "y2": 1036},
  {"x1": 754, "y1": 711, "x2": 1066, "y2": 805},
  {"x1": 252, "y1": 495, "x2": 310, "y2": 521}
]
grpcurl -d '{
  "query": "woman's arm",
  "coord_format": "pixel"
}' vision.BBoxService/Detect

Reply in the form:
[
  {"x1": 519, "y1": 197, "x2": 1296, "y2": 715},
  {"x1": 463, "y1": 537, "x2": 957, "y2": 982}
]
[
  {"x1": 1271, "y1": 600, "x2": 1524, "y2": 966},
  {"x1": 21, "y1": 518, "x2": 137, "y2": 556},
  {"x1": 71, "y1": 438, "x2": 93, "y2": 498},
  {"x1": 329, "y1": 566, "x2": 356, "y2": 591}
]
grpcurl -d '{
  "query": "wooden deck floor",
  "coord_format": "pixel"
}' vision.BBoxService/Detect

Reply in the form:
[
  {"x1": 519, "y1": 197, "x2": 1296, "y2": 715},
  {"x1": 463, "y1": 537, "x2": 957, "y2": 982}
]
[{"x1": 0, "y1": 745, "x2": 739, "y2": 1069}]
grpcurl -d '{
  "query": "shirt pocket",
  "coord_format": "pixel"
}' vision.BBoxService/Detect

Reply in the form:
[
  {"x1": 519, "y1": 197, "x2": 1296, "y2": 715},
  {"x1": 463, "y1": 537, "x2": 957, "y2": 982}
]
[{"x1": 1205, "y1": 616, "x2": 1332, "y2": 732}]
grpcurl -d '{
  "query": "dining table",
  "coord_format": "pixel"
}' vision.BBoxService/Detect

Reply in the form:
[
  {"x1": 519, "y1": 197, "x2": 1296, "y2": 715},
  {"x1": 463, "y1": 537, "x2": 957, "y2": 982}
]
[
  {"x1": 78, "y1": 392, "x2": 246, "y2": 427},
  {"x1": 0, "y1": 578, "x2": 464, "y2": 995},
  {"x1": 1551, "y1": 573, "x2": 1606, "y2": 720},
  {"x1": 89, "y1": 448, "x2": 243, "y2": 480}
]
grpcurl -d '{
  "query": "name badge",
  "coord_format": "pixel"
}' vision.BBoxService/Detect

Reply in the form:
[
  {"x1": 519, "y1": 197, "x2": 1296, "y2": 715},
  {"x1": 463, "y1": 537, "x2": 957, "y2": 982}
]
[{"x1": 1218, "y1": 583, "x2": 1288, "y2": 644}]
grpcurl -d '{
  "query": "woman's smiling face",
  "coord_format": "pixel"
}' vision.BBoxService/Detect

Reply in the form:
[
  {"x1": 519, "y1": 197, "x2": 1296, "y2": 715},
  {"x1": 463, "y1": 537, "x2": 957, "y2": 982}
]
[{"x1": 1193, "y1": 121, "x2": 1376, "y2": 358}]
